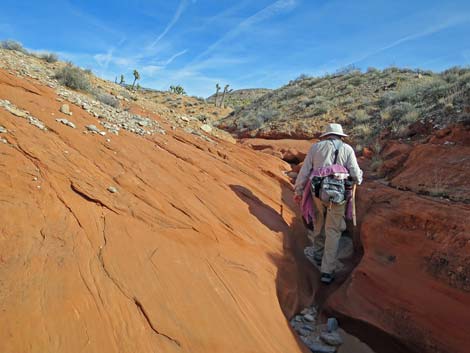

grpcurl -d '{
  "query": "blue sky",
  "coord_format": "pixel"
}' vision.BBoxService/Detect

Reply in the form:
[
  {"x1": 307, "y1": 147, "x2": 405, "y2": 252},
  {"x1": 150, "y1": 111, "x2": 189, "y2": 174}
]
[{"x1": 1, "y1": 0, "x2": 470, "y2": 96}]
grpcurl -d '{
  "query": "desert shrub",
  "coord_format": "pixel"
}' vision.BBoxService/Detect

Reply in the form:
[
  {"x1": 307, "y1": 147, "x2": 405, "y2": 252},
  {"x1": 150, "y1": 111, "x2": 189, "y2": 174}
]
[
  {"x1": 380, "y1": 110, "x2": 392, "y2": 122},
  {"x1": 304, "y1": 77, "x2": 323, "y2": 87},
  {"x1": 94, "y1": 91, "x2": 119, "y2": 108},
  {"x1": 312, "y1": 103, "x2": 330, "y2": 115},
  {"x1": 282, "y1": 86, "x2": 305, "y2": 99},
  {"x1": 241, "y1": 113, "x2": 264, "y2": 130},
  {"x1": 349, "y1": 75, "x2": 364, "y2": 86},
  {"x1": 386, "y1": 102, "x2": 415, "y2": 120},
  {"x1": 353, "y1": 109, "x2": 371, "y2": 122},
  {"x1": 362, "y1": 97, "x2": 373, "y2": 106},
  {"x1": 293, "y1": 73, "x2": 310, "y2": 82},
  {"x1": 341, "y1": 96, "x2": 355, "y2": 106},
  {"x1": 457, "y1": 72, "x2": 470, "y2": 87},
  {"x1": 367, "y1": 67, "x2": 380, "y2": 74},
  {"x1": 353, "y1": 123, "x2": 372, "y2": 137},
  {"x1": 384, "y1": 66, "x2": 400, "y2": 74},
  {"x1": 393, "y1": 83, "x2": 421, "y2": 103},
  {"x1": 422, "y1": 78, "x2": 452, "y2": 100},
  {"x1": 54, "y1": 63, "x2": 91, "y2": 91},
  {"x1": 0, "y1": 40, "x2": 28, "y2": 53},
  {"x1": 441, "y1": 67, "x2": 462, "y2": 83},
  {"x1": 336, "y1": 64, "x2": 360, "y2": 76},
  {"x1": 40, "y1": 52, "x2": 59, "y2": 63},
  {"x1": 401, "y1": 110, "x2": 420, "y2": 124},
  {"x1": 257, "y1": 108, "x2": 279, "y2": 122},
  {"x1": 379, "y1": 91, "x2": 396, "y2": 107},
  {"x1": 390, "y1": 121, "x2": 409, "y2": 137}
]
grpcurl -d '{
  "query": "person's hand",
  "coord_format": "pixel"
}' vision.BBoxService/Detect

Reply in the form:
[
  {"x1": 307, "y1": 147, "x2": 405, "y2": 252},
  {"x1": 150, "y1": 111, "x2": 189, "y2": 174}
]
[{"x1": 294, "y1": 194, "x2": 302, "y2": 205}]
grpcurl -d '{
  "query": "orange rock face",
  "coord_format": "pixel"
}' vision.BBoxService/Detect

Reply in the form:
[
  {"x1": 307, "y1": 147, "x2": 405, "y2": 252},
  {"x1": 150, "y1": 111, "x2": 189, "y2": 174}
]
[
  {"x1": 0, "y1": 70, "x2": 313, "y2": 353},
  {"x1": 239, "y1": 138, "x2": 315, "y2": 164},
  {"x1": 326, "y1": 129, "x2": 470, "y2": 353}
]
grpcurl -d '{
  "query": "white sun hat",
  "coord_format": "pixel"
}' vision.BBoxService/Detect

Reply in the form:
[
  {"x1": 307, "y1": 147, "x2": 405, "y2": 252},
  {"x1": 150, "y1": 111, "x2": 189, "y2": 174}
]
[{"x1": 320, "y1": 123, "x2": 348, "y2": 137}]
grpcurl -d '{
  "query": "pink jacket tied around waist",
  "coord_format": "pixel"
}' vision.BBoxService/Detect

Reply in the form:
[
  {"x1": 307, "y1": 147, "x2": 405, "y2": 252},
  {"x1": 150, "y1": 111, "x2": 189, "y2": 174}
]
[{"x1": 301, "y1": 164, "x2": 353, "y2": 225}]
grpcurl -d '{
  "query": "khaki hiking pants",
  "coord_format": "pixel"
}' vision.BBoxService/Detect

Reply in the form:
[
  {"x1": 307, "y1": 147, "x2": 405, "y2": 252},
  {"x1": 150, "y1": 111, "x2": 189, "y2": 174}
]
[{"x1": 308, "y1": 196, "x2": 346, "y2": 274}]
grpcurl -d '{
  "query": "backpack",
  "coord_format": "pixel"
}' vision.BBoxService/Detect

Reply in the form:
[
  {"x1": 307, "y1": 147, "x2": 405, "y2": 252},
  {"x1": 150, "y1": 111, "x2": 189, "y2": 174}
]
[{"x1": 317, "y1": 140, "x2": 348, "y2": 204}]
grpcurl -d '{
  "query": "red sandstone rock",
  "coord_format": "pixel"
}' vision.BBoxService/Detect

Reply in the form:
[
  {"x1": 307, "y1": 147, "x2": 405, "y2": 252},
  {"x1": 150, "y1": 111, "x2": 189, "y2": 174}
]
[
  {"x1": 326, "y1": 129, "x2": 470, "y2": 353},
  {"x1": 0, "y1": 70, "x2": 312, "y2": 353},
  {"x1": 240, "y1": 138, "x2": 314, "y2": 164}
]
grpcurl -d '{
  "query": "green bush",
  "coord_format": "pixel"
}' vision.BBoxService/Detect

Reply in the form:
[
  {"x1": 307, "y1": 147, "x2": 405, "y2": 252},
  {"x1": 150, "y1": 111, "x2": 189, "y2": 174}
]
[
  {"x1": 401, "y1": 110, "x2": 420, "y2": 124},
  {"x1": 349, "y1": 76, "x2": 364, "y2": 86},
  {"x1": 40, "y1": 53, "x2": 58, "y2": 63},
  {"x1": 353, "y1": 109, "x2": 371, "y2": 122},
  {"x1": 282, "y1": 86, "x2": 305, "y2": 99},
  {"x1": 93, "y1": 91, "x2": 119, "y2": 108},
  {"x1": 384, "y1": 102, "x2": 415, "y2": 120},
  {"x1": 353, "y1": 123, "x2": 372, "y2": 137},
  {"x1": 312, "y1": 103, "x2": 330, "y2": 115},
  {"x1": 0, "y1": 40, "x2": 28, "y2": 53},
  {"x1": 54, "y1": 63, "x2": 91, "y2": 91}
]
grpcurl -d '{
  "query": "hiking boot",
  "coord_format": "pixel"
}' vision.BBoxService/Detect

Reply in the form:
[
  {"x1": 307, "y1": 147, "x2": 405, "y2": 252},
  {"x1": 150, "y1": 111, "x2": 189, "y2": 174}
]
[{"x1": 320, "y1": 272, "x2": 335, "y2": 284}]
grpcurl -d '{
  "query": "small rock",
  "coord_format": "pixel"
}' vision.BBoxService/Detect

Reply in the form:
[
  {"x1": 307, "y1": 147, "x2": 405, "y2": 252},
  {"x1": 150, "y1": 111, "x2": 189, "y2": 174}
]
[
  {"x1": 304, "y1": 314, "x2": 315, "y2": 322},
  {"x1": 56, "y1": 118, "x2": 76, "y2": 129},
  {"x1": 298, "y1": 328, "x2": 311, "y2": 337},
  {"x1": 107, "y1": 186, "x2": 118, "y2": 193},
  {"x1": 33, "y1": 177, "x2": 38, "y2": 181},
  {"x1": 29, "y1": 118, "x2": 46, "y2": 130},
  {"x1": 180, "y1": 116, "x2": 190, "y2": 122},
  {"x1": 320, "y1": 331, "x2": 343, "y2": 346},
  {"x1": 301, "y1": 338, "x2": 336, "y2": 353},
  {"x1": 106, "y1": 138, "x2": 111, "y2": 142},
  {"x1": 86, "y1": 125, "x2": 100, "y2": 133},
  {"x1": 0, "y1": 137, "x2": 7, "y2": 144},
  {"x1": 99, "y1": 131, "x2": 106, "y2": 136},
  {"x1": 0, "y1": 126, "x2": 7, "y2": 133},
  {"x1": 59, "y1": 104, "x2": 72, "y2": 115},
  {"x1": 5, "y1": 105, "x2": 29, "y2": 118},
  {"x1": 327, "y1": 318, "x2": 339, "y2": 332},
  {"x1": 200, "y1": 124, "x2": 212, "y2": 133}
]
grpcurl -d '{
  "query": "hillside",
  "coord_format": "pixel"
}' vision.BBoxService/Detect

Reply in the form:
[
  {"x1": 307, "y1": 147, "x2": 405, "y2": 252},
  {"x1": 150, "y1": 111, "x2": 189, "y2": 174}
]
[
  {"x1": 0, "y1": 48, "x2": 233, "y2": 140},
  {"x1": 207, "y1": 88, "x2": 272, "y2": 110},
  {"x1": 216, "y1": 67, "x2": 470, "y2": 145}
]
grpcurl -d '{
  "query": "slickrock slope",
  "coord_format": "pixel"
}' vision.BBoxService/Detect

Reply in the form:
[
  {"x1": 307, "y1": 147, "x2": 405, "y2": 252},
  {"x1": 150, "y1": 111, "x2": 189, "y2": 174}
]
[
  {"x1": 0, "y1": 69, "x2": 314, "y2": 353},
  {"x1": 325, "y1": 125, "x2": 470, "y2": 353}
]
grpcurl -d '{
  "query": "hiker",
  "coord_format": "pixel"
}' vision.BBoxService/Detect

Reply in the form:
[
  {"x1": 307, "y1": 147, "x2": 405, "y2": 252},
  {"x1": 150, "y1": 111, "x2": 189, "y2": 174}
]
[{"x1": 294, "y1": 123, "x2": 363, "y2": 284}]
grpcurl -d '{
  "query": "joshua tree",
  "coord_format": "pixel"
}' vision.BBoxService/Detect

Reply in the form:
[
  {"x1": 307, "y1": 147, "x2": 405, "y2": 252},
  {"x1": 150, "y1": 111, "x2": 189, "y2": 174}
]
[
  {"x1": 220, "y1": 84, "x2": 233, "y2": 108},
  {"x1": 169, "y1": 85, "x2": 186, "y2": 95},
  {"x1": 214, "y1": 83, "x2": 221, "y2": 107},
  {"x1": 119, "y1": 74, "x2": 125, "y2": 85},
  {"x1": 132, "y1": 70, "x2": 140, "y2": 89}
]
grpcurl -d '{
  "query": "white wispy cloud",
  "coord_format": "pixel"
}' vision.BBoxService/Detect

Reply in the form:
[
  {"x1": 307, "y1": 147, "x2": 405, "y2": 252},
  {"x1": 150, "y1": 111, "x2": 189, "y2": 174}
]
[
  {"x1": 352, "y1": 14, "x2": 470, "y2": 65},
  {"x1": 158, "y1": 49, "x2": 188, "y2": 66},
  {"x1": 193, "y1": 0, "x2": 298, "y2": 61},
  {"x1": 148, "y1": 0, "x2": 189, "y2": 50}
]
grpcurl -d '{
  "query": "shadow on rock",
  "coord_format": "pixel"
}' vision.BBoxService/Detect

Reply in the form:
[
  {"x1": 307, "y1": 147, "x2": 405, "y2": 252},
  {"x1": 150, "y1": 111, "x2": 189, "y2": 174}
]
[{"x1": 230, "y1": 184, "x2": 290, "y2": 233}]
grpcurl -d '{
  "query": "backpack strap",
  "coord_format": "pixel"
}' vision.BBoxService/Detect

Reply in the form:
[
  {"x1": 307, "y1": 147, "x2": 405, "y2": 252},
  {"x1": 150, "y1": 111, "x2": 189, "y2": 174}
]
[{"x1": 330, "y1": 139, "x2": 343, "y2": 164}]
